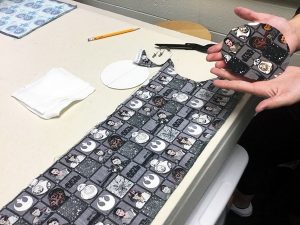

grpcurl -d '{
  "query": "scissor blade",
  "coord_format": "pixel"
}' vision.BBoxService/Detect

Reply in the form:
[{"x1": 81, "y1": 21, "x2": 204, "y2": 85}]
[
  {"x1": 155, "y1": 43, "x2": 192, "y2": 50},
  {"x1": 155, "y1": 43, "x2": 214, "y2": 53}
]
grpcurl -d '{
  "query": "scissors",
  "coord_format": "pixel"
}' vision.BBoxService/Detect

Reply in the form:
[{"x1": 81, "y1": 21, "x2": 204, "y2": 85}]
[{"x1": 155, "y1": 43, "x2": 215, "y2": 53}]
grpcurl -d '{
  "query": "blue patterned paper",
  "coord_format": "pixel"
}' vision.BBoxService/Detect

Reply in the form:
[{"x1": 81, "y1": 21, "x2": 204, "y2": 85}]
[{"x1": 0, "y1": 0, "x2": 76, "y2": 38}]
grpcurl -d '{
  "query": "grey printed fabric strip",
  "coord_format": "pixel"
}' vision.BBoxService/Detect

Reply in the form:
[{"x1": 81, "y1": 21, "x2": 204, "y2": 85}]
[
  {"x1": 0, "y1": 0, "x2": 76, "y2": 38},
  {"x1": 0, "y1": 61, "x2": 242, "y2": 225}
]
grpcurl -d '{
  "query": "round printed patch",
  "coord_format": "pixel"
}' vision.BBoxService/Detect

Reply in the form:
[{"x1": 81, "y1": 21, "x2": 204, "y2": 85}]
[{"x1": 221, "y1": 23, "x2": 290, "y2": 80}]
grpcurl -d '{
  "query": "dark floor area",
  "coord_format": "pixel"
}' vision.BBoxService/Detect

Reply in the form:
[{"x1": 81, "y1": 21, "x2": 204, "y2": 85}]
[{"x1": 225, "y1": 165, "x2": 300, "y2": 225}]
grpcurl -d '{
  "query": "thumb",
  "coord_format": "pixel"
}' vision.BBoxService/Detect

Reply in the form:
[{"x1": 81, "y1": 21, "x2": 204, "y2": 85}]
[
  {"x1": 255, "y1": 95, "x2": 290, "y2": 112},
  {"x1": 234, "y1": 7, "x2": 269, "y2": 23}
]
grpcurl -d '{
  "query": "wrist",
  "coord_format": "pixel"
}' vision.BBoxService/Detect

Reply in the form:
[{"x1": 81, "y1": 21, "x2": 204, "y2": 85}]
[{"x1": 289, "y1": 14, "x2": 300, "y2": 53}]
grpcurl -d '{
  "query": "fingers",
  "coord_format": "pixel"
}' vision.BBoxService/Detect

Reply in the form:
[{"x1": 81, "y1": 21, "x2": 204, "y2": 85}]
[
  {"x1": 213, "y1": 76, "x2": 282, "y2": 113},
  {"x1": 256, "y1": 96, "x2": 283, "y2": 112},
  {"x1": 206, "y1": 52, "x2": 223, "y2": 62},
  {"x1": 206, "y1": 42, "x2": 223, "y2": 62},
  {"x1": 207, "y1": 42, "x2": 222, "y2": 54},
  {"x1": 255, "y1": 93, "x2": 296, "y2": 112},
  {"x1": 234, "y1": 7, "x2": 270, "y2": 22},
  {"x1": 213, "y1": 79, "x2": 263, "y2": 96},
  {"x1": 234, "y1": 7, "x2": 258, "y2": 22},
  {"x1": 215, "y1": 61, "x2": 226, "y2": 69},
  {"x1": 210, "y1": 67, "x2": 242, "y2": 80},
  {"x1": 214, "y1": 80, "x2": 267, "y2": 97}
]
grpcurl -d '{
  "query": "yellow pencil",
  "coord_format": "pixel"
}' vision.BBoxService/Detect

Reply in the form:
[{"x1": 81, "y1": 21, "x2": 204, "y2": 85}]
[{"x1": 88, "y1": 28, "x2": 140, "y2": 41}]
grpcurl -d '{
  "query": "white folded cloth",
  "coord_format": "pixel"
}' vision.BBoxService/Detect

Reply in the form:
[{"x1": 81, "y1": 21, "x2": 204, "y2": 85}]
[{"x1": 12, "y1": 68, "x2": 95, "y2": 119}]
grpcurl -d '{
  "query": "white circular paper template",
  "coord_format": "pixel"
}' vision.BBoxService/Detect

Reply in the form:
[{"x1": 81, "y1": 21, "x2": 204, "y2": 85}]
[{"x1": 101, "y1": 60, "x2": 149, "y2": 89}]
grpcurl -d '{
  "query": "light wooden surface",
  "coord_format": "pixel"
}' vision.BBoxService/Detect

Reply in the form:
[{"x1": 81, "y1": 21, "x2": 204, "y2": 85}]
[
  {"x1": 0, "y1": 1, "x2": 255, "y2": 224},
  {"x1": 157, "y1": 20, "x2": 212, "y2": 41}
]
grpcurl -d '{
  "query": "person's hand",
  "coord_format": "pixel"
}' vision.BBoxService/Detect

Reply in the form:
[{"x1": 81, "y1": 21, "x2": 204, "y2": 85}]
[
  {"x1": 212, "y1": 66, "x2": 300, "y2": 112},
  {"x1": 207, "y1": 7, "x2": 300, "y2": 65},
  {"x1": 206, "y1": 7, "x2": 300, "y2": 112}
]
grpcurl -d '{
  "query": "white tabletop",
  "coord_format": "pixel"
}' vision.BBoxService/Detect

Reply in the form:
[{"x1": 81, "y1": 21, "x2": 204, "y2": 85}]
[{"x1": 0, "y1": 1, "x2": 256, "y2": 224}]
